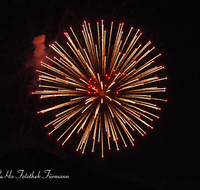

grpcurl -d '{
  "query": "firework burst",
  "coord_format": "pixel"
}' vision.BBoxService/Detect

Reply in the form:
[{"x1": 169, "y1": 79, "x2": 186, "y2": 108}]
[{"x1": 33, "y1": 20, "x2": 167, "y2": 157}]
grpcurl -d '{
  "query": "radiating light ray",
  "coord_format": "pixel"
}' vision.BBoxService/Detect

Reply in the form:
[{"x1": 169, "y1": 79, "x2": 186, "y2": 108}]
[{"x1": 34, "y1": 20, "x2": 167, "y2": 157}]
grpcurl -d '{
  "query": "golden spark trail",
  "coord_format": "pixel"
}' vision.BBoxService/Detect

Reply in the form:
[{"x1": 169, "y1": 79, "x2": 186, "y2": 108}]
[{"x1": 33, "y1": 20, "x2": 167, "y2": 157}]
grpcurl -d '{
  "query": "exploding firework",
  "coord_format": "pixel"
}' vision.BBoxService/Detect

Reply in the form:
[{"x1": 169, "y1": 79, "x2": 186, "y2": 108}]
[{"x1": 33, "y1": 20, "x2": 167, "y2": 157}]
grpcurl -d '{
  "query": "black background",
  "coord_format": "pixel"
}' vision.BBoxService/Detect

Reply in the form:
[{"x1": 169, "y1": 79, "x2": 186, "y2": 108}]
[{"x1": 0, "y1": 0, "x2": 199, "y2": 189}]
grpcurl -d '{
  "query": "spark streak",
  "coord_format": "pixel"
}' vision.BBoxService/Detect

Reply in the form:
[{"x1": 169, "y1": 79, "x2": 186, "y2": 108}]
[{"x1": 33, "y1": 21, "x2": 167, "y2": 157}]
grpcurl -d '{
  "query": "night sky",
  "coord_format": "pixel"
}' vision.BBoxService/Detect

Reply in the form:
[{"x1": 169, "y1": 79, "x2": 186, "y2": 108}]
[{"x1": 0, "y1": 0, "x2": 199, "y2": 189}]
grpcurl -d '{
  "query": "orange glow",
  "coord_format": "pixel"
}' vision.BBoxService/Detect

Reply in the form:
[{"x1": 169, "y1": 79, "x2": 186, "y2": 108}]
[{"x1": 100, "y1": 90, "x2": 106, "y2": 96}]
